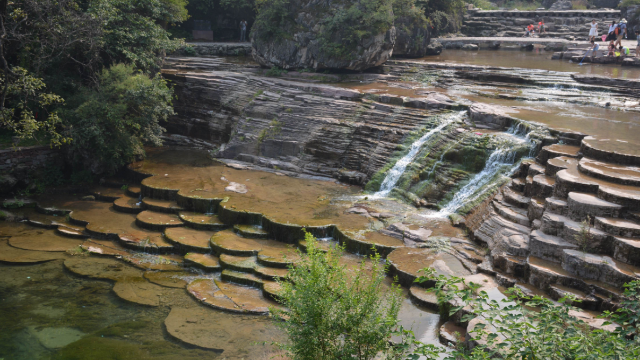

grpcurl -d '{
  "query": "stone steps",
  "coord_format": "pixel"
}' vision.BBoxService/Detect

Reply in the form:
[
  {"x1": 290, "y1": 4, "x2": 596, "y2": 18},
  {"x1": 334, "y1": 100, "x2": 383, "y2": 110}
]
[
  {"x1": 164, "y1": 227, "x2": 214, "y2": 253},
  {"x1": 528, "y1": 197, "x2": 545, "y2": 222},
  {"x1": 178, "y1": 211, "x2": 228, "y2": 231},
  {"x1": 561, "y1": 249, "x2": 640, "y2": 289},
  {"x1": 594, "y1": 217, "x2": 640, "y2": 238},
  {"x1": 184, "y1": 253, "x2": 221, "y2": 271},
  {"x1": 221, "y1": 269, "x2": 263, "y2": 288},
  {"x1": 142, "y1": 198, "x2": 184, "y2": 214},
  {"x1": 136, "y1": 210, "x2": 184, "y2": 231},
  {"x1": 493, "y1": 200, "x2": 530, "y2": 226},
  {"x1": 528, "y1": 163, "x2": 546, "y2": 177},
  {"x1": 233, "y1": 224, "x2": 269, "y2": 239},
  {"x1": 503, "y1": 187, "x2": 530, "y2": 209},
  {"x1": 530, "y1": 229, "x2": 579, "y2": 263},
  {"x1": 546, "y1": 156, "x2": 577, "y2": 177},
  {"x1": 554, "y1": 161, "x2": 640, "y2": 210},
  {"x1": 566, "y1": 192, "x2": 622, "y2": 222},
  {"x1": 612, "y1": 236, "x2": 640, "y2": 267},
  {"x1": 113, "y1": 196, "x2": 143, "y2": 214},
  {"x1": 544, "y1": 197, "x2": 567, "y2": 216},
  {"x1": 511, "y1": 177, "x2": 525, "y2": 192},
  {"x1": 89, "y1": 186, "x2": 124, "y2": 202},
  {"x1": 539, "y1": 212, "x2": 609, "y2": 254},
  {"x1": 579, "y1": 158, "x2": 640, "y2": 186},
  {"x1": 581, "y1": 136, "x2": 640, "y2": 167},
  {"x1": 537, "y1": 144, "x2": 580, "y2": 165},
  {"x1": 532, "y1": 174, "x2": 556, "y2": 198}
]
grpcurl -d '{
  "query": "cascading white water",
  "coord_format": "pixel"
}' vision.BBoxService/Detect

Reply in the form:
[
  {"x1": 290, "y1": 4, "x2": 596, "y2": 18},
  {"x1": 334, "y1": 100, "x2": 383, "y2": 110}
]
[
  {"x1": 374, "y1": 111, "x2": 465, "y2": 197},
  {"x1": 436, "y1": 123, "x2": 537, "y2": 216}
]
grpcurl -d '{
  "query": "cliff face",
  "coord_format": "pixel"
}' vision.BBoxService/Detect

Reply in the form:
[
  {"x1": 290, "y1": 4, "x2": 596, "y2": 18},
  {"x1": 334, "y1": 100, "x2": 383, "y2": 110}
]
[{"x1": 250, "y1": 0, "x2": 397, "y2": 71}]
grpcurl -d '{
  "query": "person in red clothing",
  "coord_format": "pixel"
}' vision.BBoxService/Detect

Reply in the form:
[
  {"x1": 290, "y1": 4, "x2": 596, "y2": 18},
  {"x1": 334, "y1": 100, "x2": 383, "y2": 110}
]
[
  {"x1": 524, "y1": 24, "x2": 535, "y2": 37},
  {"x1": 538, "y1": 19, "x2": 546, "y2": 34}
]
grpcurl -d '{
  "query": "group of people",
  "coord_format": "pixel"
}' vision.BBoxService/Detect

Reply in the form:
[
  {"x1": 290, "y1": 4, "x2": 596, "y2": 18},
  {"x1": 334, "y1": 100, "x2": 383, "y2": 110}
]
[
  {"x1": 586, "y1": 18, "x2": 640, "y2": 60},
  {"x1": 523, "y1": 20, "x2": 546, "y2": 37}
]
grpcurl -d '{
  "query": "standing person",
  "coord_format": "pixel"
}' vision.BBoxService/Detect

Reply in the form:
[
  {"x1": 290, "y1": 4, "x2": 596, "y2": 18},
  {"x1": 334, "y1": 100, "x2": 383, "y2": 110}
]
[
  {"x1": 615, "y1": 19, "x2": 627, "y2": 48},
  {"x1": 538, "y1": 19, "x2": 546, "y2": 34},
  {"x1": 636, "y1": 30, "x2": 640, "y2": 57},
  {"x1": 608, "y1": 21, "x2": 617, "y2": 41},
  {"x1": 589, "y1": 19, "x2": 598, "y2": 42},
  {"x1": 239, "y1": 20, "x2": 248, "y2": 42}
]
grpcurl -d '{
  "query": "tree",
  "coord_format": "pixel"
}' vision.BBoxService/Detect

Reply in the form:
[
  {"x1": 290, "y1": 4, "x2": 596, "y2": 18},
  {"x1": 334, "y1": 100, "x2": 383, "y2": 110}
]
[
  {"x1": 65, "y1": 64, "x2": 174, "y2": 174},
  {"x1": 272, "y1": 232, "x2": 409, "y2": 360},
  {"x1": 417, "y1": 269, "x2": 640, "y2": 360}
]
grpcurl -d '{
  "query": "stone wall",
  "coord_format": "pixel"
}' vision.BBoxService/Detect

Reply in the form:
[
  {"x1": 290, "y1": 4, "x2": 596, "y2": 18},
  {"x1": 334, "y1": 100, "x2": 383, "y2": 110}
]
[
  {"x1": 0, "y1": 146, "x2": 63, "y2": 193},
  {"x1": 462, "y1": 9, "x2": 621, "y2": 40},
  {"x1": 173, "y1": 42, "x2": 252, "y2": 57}
]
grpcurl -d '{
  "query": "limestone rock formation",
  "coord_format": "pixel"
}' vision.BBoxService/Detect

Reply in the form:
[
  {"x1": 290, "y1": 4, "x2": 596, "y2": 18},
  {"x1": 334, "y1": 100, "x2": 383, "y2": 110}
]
[
  {"x1": 251, "y1": 0, "x2": 396, "y2": 70},
  {"x1": 392, "y1": 6, "x2": 430, "y2": 58},
  {"x1": 425, "y1": 40, "x2": 443, "y2": 55},
  {"x1": 549, "y1": 0, "x2": 573, "y2": 10}
]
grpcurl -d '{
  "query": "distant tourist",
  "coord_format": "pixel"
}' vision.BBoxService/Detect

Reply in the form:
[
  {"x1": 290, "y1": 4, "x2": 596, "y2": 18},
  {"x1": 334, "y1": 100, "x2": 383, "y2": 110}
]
[
  {"x1": 524, "y1": 24, "x2": 535, "y2": 37},
  {"x1": 240, "y1": 20, "x2": 248, "y2": 42},
  {"x1": 636, "y1": 30, "x2": 640, "y2": 57},
  {"x1": 589, "y1": 39, "x2": 599, "y2": 59},
  {"x1": 607, "y1": 40, "x2": 615, "y2": 57},
  {"x1": 538, "y1": 19, "x2": 546, "y2": 34},
  {"x1": 615, "y1": 19, "x2": 627, "y2": 48},
  {"x1": 589, "y1": 19, "x2": 598, "y2": 42},
  {"x1": 607, "y1": 21, "x2": 617, "y2": 41}
]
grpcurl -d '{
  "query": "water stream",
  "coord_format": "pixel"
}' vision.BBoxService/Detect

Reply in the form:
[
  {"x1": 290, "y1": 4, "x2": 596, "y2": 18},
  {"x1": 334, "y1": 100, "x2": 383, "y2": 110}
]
[
  {"x1": 437, "y1": 128, "x2": 535, "y2": 216},
  {"x1": 375, "y1": 111, "x2": 466, "y2": 197}
]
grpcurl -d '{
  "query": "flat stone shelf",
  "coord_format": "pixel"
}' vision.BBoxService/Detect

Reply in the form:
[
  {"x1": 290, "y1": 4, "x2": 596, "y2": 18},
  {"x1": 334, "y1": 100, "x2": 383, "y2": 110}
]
[
  {"x1": 179, "y1": 211, "x2": 228, "y2": 231},
  {"x1": 164, "y1": 227, "x2": 215, "y2": 253},
  {"x1": 255, "y1": 266, "x2": 288, "y2": 281},
  {"x1": 613, "y1": 236, "x2": 640, "y2": 267},
  {"x1": 233, "y1": 224, "x2": 269, "y2": 239},
  {"x1": 211, "y1": 230, "x2": 300, "y2": 268},
  {"x1": 581, "y1": 136, "x2": 640, "y2": 167},
  {"x1": 187, "y1": 278, "x2": 277, "y2": 315},
  {"x1": 566, "y1": 192, "x2": 622, "y2": 222},
  {"x1": 554, "y1": 160, "x2": 640, "y2": 210},
  {"x1": 530, "y1": 229, "x2": 578, "y2": 263},
  {"x1": 126, "y1": 186, "x2": 141, "y2": 198},
  {"x1": 594, "y1": 217, "x2": 640, "y2": 238},
  {"x1": 144, "y1": 270, "x2": 189, "y2": 289},
  {"x1": 8, "y1": 230, "x2": 83, "y2": 252},
  {"x1": 538, "y1": 144, "x2": 580, "y2": 164},
  {"x1": 142, "y1": 198, "x2": 184, "y2": 214},
  {"x1": 546, "y1": 156, "x2": 577, "y2": 177},
  {"x1": 562, "y1": 249, "x2": 640, "y2": 289},
  {"x1": 113, "y1": 196, "x2": 143, "y2": 214},
  {"x1": 219, "y1": 254, "x2": 258, "y2": 272},
  {"x1": 184, "y1": 253, "x2": 221, "y2": 271},
  {"x1": 136, "y1": 211, "x2": 184, "y2": 231},
  {"x1": 118, "y1": 229, "x2": 174, "y2": 253},
  {"x1": 56, "y1": 227, "x2": 89, "y2": 239},
  {"x1": 221, "y1": 269, "x2": 263, "y2": 287},
  {"x1": 89, "y1": 186, "x2": 124, "y2": 202},
  {"x1": 387, "y1": 247, "x2": 471, "y2": 287},
  {"x1": 579, "y1": 157, "x2": 640, "y2": 187}
]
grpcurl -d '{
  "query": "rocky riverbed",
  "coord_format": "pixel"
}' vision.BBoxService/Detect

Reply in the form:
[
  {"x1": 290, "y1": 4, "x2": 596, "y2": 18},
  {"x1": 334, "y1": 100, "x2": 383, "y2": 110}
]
[{"x1": 2, "y1": 50, "x2": 640, "y2": 358}]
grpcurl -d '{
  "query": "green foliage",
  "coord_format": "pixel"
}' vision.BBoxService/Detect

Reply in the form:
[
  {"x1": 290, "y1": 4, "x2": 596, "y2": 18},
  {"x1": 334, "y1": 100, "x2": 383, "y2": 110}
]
[
  {"x1": 0, "y1": 67, "x2": 68, "y2": 147},
  {"x1": 42, "y1": 164, "x2": 65, "y2": 187},
  {"x1": 417, "y1": 268, "x2": 640, "y2": 360},
  {"x1": 253, "y1": 0, "x2": 294, "y2": 41},
  {"x1": 621, "y1": 0, "x2": 640, "y2": 6},
  {"x1": 70, "y1": 170, "x2": 94, "y2": 185},
  {"x1": 89, "y1": 0, "x2": 187, "y2": 72},
  {"x1": 320, "y1": 0, "x2": 395, "y2": 60},
  {"x1": 265, "y1": 66, "x2": 288, "y2": 77},
  {"x1": 66, "y1": 64, "x2": 174, "y2": 174},
  {"x1": 272, "y1": 231, "x2": 408, "y2": 360},
  {"x1": 0, "y1": 210, "x2": 7, "y2": 221}
]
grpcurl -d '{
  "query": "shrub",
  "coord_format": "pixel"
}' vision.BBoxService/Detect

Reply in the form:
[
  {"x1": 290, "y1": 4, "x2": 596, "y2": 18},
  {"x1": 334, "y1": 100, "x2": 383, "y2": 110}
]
[
  {"x1": 272, "y1": 232, "x2": 414, "y2": 360},
  {"x1": 65, "y1": 64, "x2": 174, "y2": 174},
  {"x1": 417, "y1": 269, "x2": 640, "y2": 359}
]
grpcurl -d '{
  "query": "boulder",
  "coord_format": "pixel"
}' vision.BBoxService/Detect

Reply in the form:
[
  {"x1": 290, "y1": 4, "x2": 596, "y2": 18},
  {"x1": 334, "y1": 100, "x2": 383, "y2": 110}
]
[
  {"x1": 461, "y1": 44, "x2": 479, "y2": 51},
  {"x1": 425, "y1": 40, "x2": 443, "y2": 55},
  {"x1": 392, "y1": 6, "x2": 430, "y2": 58},
  {"x1": 0, "y1": 175, "x2": 17, "y2": 193},
  {"x1": 549, "y1": 0, "x2": 572, "y2": 10},
  {"x1": 251, "y1": 0, "x2": 396, "y2": 71}
]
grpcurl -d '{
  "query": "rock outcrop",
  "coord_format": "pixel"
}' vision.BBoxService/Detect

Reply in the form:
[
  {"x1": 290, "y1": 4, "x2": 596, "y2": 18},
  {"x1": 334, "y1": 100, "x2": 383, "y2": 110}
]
[
  {"x1": 549, "y1": 0, "x2": 573, "y2": 10},
  {"x1": 392, "y1": 7, "x2": 430, "y2": 58},
  {"x1": 251, "y1": 0, "x2": 396, "y2": 70}
]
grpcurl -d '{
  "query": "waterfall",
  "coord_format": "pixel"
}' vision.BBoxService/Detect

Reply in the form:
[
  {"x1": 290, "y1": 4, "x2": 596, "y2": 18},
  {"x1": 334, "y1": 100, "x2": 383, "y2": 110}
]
[
  {"x1": 374, "y1": 111, "x2": 465, "y2": 197},
  {"x1": 437, "y1": 126, "x2": 536, "y2": 216}
]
